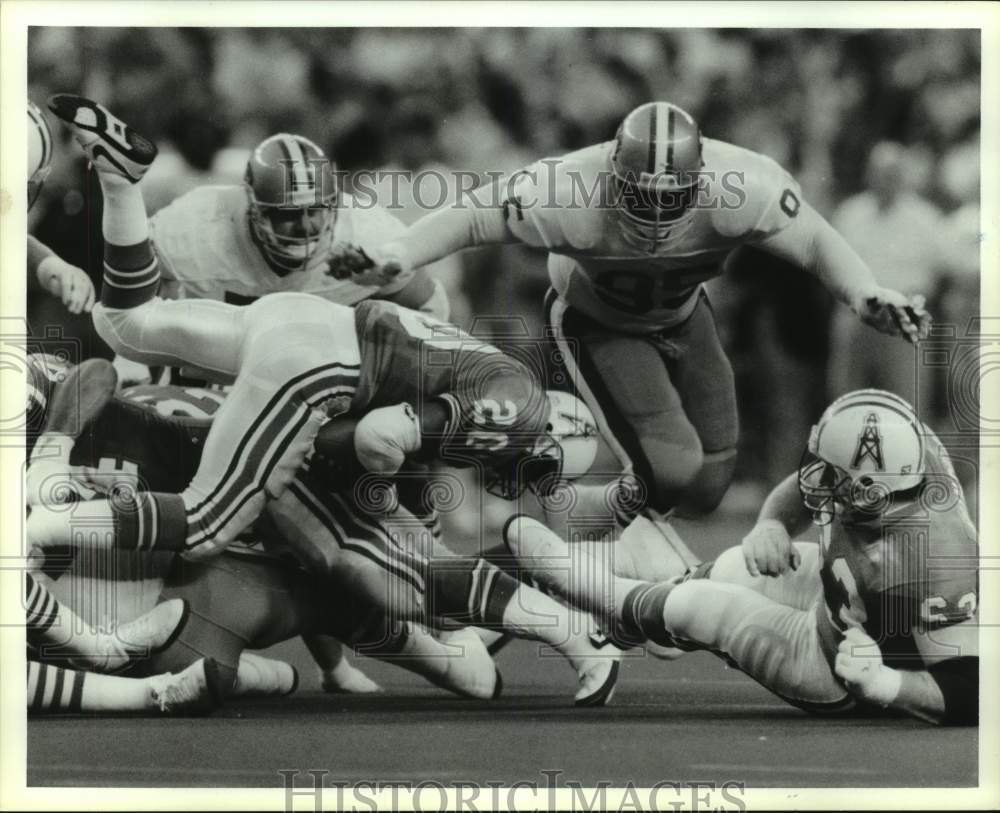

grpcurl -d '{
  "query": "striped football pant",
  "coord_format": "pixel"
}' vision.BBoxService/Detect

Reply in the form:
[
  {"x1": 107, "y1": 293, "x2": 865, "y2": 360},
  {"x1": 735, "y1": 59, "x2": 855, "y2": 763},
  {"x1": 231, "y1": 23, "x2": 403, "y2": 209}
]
[{"x1": 93, "y1": 293, "x2": 363, "y2": 560}]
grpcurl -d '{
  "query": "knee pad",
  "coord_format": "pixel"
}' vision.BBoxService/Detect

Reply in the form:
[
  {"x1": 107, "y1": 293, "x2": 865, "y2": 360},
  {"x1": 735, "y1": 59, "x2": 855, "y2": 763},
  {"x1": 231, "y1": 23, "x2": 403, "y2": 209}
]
[{"x1": 639, "y1": 442, "x2": 704, "y2": 514}]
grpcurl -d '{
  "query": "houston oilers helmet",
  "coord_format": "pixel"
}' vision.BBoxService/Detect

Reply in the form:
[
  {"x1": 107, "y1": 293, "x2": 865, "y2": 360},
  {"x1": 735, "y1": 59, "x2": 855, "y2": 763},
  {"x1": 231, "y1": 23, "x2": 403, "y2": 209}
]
[
  {"x1": 28, "y1": 101, "x2": 54, "y2": 210},
  {"x1": 799, "y1": 389, "x2": 926, "y2": 523},
  {"x1": 610, "y1": 101, "x2": 703, "y2": 250},
  {"x1": 244, "y1": 133, "x2": 339, "y2": 274}
]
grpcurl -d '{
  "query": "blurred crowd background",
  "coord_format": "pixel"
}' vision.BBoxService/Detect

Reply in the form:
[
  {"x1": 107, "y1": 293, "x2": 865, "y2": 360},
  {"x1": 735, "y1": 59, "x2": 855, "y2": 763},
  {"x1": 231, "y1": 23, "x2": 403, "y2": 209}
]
[{"x1": 27, "y1": 27, "x2": 981, "y2": 502}]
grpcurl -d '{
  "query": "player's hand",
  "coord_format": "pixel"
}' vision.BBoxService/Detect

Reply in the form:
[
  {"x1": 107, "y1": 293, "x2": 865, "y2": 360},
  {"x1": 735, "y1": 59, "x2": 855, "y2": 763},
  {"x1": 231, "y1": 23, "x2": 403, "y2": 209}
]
[
  {"x1": 25, "y1": 459, "x2": 93, "y2": 505},
  {"x1": 37, "y1": 256, "x2": 95, "y2": 315},
  {"x1": 741, "y1": 519, "x2": 800, "y2": 577},
  {"x1": 834, "y1": 626, "x2": 902, "y2": 707},
  {"x1": 112, "y1": 355, "x2": 152, "y2": 387},
  {"x1": 326, "y1": 241, "x2": 411, "y2": 288},
  {"x1": 854, "y1": 286, "x2": 932, "y2": 345}
]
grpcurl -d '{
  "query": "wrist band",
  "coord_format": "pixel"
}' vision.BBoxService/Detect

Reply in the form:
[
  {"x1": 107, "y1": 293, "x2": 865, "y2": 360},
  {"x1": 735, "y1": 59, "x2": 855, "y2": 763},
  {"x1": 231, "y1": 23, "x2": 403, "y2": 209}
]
[{"x1": 868, "y1": 665, "x2": 903, "y2": 707}]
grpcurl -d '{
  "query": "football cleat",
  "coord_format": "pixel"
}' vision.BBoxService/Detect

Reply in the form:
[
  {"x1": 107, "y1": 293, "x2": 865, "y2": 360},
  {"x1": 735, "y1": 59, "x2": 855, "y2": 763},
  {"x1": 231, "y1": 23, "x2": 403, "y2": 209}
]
[
  {"x1": 115, "y1": 597, "x2": 187, "y2": 655},
  {"x1": 501, "y1": 514, "x2": 576, "y2": 599},
  {"x1": 319, "y1": 658, "x2": 382, "y2": 695},
  {"x1": 47, "y1": 94, "x2": 158, "y2": 182},
  {"x1": 148, "y1": 658, "x2": 223, "y2": 716},
  {"x1": 573, "y1": 639, "x2": 622, "y2": 708},
  {"x1": 82, "y1": 598, "x2": 188, "y2": 674},
  {"x1": 431, "y1": 627, "x2": 503, "y2": 700}
]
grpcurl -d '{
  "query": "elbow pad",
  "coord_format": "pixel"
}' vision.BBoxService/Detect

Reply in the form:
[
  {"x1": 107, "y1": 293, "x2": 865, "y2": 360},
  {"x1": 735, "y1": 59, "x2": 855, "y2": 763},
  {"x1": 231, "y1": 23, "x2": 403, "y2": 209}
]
[{"x1": 927, "y1": 656, "x2": 978, "y2": 725}]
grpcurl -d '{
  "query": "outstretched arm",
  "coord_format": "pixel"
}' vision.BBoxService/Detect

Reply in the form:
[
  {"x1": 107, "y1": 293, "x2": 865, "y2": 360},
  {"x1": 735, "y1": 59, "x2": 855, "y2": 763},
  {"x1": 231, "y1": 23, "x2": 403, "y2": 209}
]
[
  {"x1": 333, "y1": 179, "x2": 526, "y2": 287},
  {"x1": 755, "y1": 203, "x2": 930, "y2": 343}
]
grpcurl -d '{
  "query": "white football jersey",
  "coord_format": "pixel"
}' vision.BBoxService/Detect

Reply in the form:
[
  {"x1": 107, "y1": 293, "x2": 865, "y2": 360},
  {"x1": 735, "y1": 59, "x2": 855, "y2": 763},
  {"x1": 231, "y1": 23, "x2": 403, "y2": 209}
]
[
  {"x1": 505, "y1": 138, "x2": 804, "y2": 332},
  {"x1": 149, "y1": 187, "x2": 409, "y2": 305}
]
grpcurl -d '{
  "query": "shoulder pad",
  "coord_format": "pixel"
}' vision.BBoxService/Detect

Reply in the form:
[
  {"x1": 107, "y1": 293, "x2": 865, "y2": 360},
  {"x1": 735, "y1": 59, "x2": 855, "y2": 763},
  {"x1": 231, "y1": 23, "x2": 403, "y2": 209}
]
[{"x1": 704, "y1": 140, "x2": 803, "y2": 240}]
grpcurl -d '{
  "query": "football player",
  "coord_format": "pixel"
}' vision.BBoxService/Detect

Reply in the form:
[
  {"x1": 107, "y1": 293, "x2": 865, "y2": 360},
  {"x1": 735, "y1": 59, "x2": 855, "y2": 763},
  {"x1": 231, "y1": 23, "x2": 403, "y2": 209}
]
[
  {"x1": 108, "y1": 121, "x2": 446, "y2": 385},
  {"x1": 31, "y1": 94, "x2": 619, "y2": 703},
  {"x1": 504, "y1": 389, "x2": 978, "y2": 725},
  {"x1": 338, "y1": 100, "x2": 933, "y2": 580},
  {"x1": 25, "y1": 354, "x2": 498, "y2": 702}
]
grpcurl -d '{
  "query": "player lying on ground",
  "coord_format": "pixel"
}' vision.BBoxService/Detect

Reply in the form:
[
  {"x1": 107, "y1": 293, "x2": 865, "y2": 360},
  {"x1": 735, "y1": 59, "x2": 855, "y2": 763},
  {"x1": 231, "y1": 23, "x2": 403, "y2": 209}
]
[
  {"x1": 112, "y1": 126, "x2": 448, "y2": 386},
  {"x1": 24, "y1": 354, "x2": 504, "y2": 707},
  {"x1": 504, "y1": 389, "x2": 978, "y2": 725},
  {"x1": 335, "y1": 100, "x2": 933, "y2": 580}
]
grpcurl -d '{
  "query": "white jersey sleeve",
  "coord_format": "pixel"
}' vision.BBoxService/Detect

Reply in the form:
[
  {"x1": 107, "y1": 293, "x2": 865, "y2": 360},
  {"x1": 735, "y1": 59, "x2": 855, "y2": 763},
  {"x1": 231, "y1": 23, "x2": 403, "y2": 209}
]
[
  {"x1": 500, "y1": 148, "x2": 603, "y2": 252},
  {"x1": 709, "y1": 142, "x2": 805, "y2": 245}
]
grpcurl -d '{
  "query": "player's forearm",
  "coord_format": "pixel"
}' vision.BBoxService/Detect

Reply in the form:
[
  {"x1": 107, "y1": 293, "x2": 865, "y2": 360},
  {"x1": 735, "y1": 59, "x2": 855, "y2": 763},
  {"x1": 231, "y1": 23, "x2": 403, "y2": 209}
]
[
  {"x1": 756, "y1": 472, "x2": 813, "y2": 536},
  {"x1": 762, "y1": 204, "x2": 878, "y2": 310},
  {"x1": 880, "y1": 668, "x2": 947, "y2": 724},
  {"x1": 27, "y1": 235, "x2": 56, "y2": 290},
  {"x1": 395, "y1": 189, "x2": 516, "y2": 269}
]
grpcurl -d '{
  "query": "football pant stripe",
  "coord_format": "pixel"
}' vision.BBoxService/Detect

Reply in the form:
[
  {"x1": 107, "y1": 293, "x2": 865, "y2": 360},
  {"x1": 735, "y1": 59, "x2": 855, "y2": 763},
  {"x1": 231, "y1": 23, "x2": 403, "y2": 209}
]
[
  {"x1": 186, "y1": 363, "x2": 357, "y2": 517},
  {"x1": 544, "y1": 290, "x2": 634, "y2": 472},
  {"x1": 185, "y1": 377, "x2": 356, "y2": 533},
  {"x1": 325, "y1": 491, "x2": 428, "y2": 592},
  {"x1": 289, "y1": 479, "x2": 426, "y2": 593},
  {"x1": 184, "y1": 374, "x2": 358, "y2": 551},
  {"x1": 185, "y1": 402, "x2": 311, "y2": 550}
]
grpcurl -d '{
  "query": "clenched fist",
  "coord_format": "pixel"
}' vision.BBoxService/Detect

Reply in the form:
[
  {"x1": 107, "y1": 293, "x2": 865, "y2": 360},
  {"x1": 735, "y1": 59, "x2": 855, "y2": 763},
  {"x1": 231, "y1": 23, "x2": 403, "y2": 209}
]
[
  {"x1": 834, "y1": 626, "x2": 901, "y2": 707},
  {"x1": 326, "y1": 242, "x2": 411, "y2": 288},
  {"x1": 741, "y1": 519, "x2": 801, "y2": 577}
]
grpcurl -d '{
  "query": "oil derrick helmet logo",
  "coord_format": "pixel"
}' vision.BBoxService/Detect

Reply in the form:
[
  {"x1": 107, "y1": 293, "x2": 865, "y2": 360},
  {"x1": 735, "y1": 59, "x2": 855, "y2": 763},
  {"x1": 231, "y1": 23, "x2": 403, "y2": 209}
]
[{"x1": 851, "y1": 412, "x2": 885, "y2": 471}]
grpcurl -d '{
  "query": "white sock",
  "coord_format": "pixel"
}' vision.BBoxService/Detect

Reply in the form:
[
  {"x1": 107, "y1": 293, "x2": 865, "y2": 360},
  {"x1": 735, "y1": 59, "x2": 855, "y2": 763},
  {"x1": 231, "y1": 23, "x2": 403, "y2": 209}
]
[{"x1": 99, "y1": 173, "x2": 150, "y2": 246}]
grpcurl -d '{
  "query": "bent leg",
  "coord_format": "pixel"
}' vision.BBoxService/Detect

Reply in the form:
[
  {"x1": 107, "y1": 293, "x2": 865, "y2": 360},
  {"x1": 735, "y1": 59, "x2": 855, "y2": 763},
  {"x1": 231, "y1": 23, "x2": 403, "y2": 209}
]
[
  {"x1": 659, "y1": 581, "x2": 851, "y2": 710},
  {"x1": 708, "y1": 543, "x2": 822, "y2": 611},
  {"x1": 656, "y1": 293, "x2": 739, "y2": 515}
]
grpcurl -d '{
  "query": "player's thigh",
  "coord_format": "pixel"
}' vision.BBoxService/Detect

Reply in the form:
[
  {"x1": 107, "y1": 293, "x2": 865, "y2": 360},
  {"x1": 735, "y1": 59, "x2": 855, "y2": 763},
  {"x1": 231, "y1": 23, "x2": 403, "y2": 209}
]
[
  {"x1": 546, "y1": 291, "x2": 700, "y2": 477},
  {"x1": 664, "y1": 292, "x2": 738, "y2": 453},
  {"x1": 270, "y1": 475, "x2": 429, "y2": 606},
  {"x1": 93, "y1": 298, "x2": 244, "y2": 376},
  {"x1": 180, "y1": 352, "x2": 351, "y2": 558}
]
